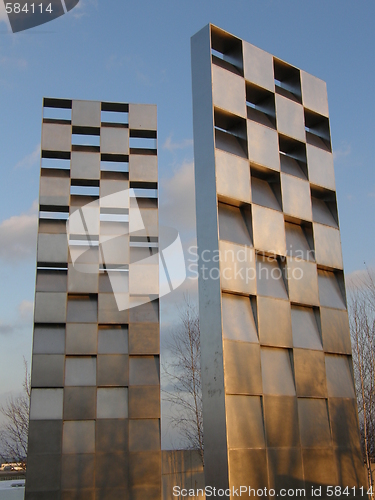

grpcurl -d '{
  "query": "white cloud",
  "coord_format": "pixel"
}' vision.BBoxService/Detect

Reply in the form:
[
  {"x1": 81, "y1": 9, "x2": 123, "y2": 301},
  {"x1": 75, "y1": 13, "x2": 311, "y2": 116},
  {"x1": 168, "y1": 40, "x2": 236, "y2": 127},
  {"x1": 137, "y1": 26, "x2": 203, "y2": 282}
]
[
  {"x1": 67, "y1": 0, "x2": 98, "y2": 19},
  {"x1": 160, "y1": 161, "x2": 196, "y2": 235},
  {"x1": 333, "y1": 143, "x2": 351, "y2": 162},
  {"x1": 18, "y1": 300, "x2": 34, "y2": 321},
  {"x1": 163, "y1": 135, "x2": 193, "y2": 152},
  {"x1": 14, "y1": 144, "x2": 40, "y2": 170},
  {"x1": 0, "y1": 202, "x2": 38, "y2": 263}
]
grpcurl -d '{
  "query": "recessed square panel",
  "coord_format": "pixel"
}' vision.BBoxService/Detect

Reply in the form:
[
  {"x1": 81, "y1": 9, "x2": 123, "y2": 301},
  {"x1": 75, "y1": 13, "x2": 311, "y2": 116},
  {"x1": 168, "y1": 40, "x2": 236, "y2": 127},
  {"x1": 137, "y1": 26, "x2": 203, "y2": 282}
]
[
  {"x1": 129, "y1": 419, "x2": 160, "y2": 451},
  {"x1": 229, "y1": 449, "x2": 268, "y2": 491},
  {"x1": 267, "y1": 448, "x2": 304, "y2": 491},
  {"x1": 281, "y1": 174, "x2": 312, "y2": 221},
  {"x1": 64, "y1": 387, "x2": 96, "y2": 420},
  {"x1": 263, "y1": 396, "x2": 300, "y2": 447},
  {"x1": 300, "y1": 71, "x2": 329, "y2": 117},
  {"x1": 97, "y1": 388, "x2": 128, "y2": 418},
  {"x1": 275, "y1": 94, "x2": 305, "y2": 142},
  {"x1": 65, "y1": 323, "x2": 97, "y2": 355},
  {"x1": 62, "y1": 420, "x2": 95, "y2": 454},
  {"x1": 65, "y1": 357, "x2": 96, "y2": 386},
  {"x1": 70, "y1": 152, "x2": 100, "y2": 180},
  {"x1": 298, "y1": 398, "x2": 331, "y2": 447},
  {"x1": 243, "y1": 41, "x2": 274, "y2": 92},
  {"x1": 311, "y1": 195, "x2": 338, "y2": 229},
  {"x1": 294, "y1": 348, "x2": 327, "y2": 397},
  {"x1": 318, "y1": 270, "x2": 346, "y2": 310},
  {"x1": 29, "y1": 389, "x2": 63, "y2": 420},
  {"x1": 285, "y1": 222, "x2": 314, "y2": 262},
  {"x1": 291, "y1": 305, "x2": 322, "y2": 350},
  {"x1": 328, "y1": 398, "x2": 361, "y2": 450},
  {"x1": 256, "y1": 254, "x2": 288, "y2": 300},
  {"x1": 306, "y1": 144, "x2": 335, "y2": 190},
  {"x1": 33, "y1": 325, "x2": 65, "y2": 354},
  {"x1": 252, "y1": 204, "x2": 286, "y2": 256},
  {"x1": 226, "y1": 395, "x2": 265, "y2": 449},
  {"x1": 28, "y1": 420, "x2": 63, "y2": 455},
  {"x1": 222, "y1": 292, "x2": 258, "y2": 343},
  {"x1": 224, "y1": 340, "x2": 262, "y2": 395},
  {"x1": 215, "y1": 150, "x2": 251, "y2": 204},
  {"x1": 128, "y1": 323, "x2": 159, "y2": 355},
  {"x1": 320, "y1": 307, "x2": 351, "y2": 354},
  {"x1": 219, "y1": 241, "x2": 256, "y2": 295},
  {"x1": 42, "y1": 123, "x2": 71, "y2": 152},
  {"x1": 261, "y1": 347, "x2": 296, "y2": 396},
  {"x1": 31, "y1": 354, "x2": 65, "y2": 388},
  {"x1": 129, "y1": 297, "x2": 159, "y2": 323},
  {"x1": 129, "y1": 356, "x2": 159, "y2": 386},
  {"x1": 72, "y1": 100, "x2": 101, "y2": 127},
  {"x1": 98, "y1": 326, "x2": 128, "y2": 354},
  {"x1": 212, "y1": 64, "x2": 246, "y2": 118},
  {"x1": 98, "y1": 293, "x2": 129, "y2": 323},
  {"x1": 101, "y1": 127, "x2": 129, "y2": 155},
  {"x1": 258, "y1": 297, "x2": 292, "y2": 347},
  {"x1": 302, "y1": 449, "x2": 337, "y2": 488},
  {"x1": 313, "y1": 223, "x2": 343, "y2": 270},
  {"x1": 287, "y1": 258, "x2": 319, "y2": 306},
  {"x1": 129, "y1": 386, "x2": 160, "y2": 419},
  {"x1": 251, "y1": 176, "x2": 281, "y2": 211},
  {"x1": 36, "y1": 270, "x2": 67, "y2": 293},
  {"x1": 218, "y1": 203, "x2": 252, "y2": 247},
  {"x1": 34, "y1": 292, "x2": 67, "y2": 323},
  {"x1": 68, "y1": 263, "x2": 99, "y2": 293},
  {"x1": 247, "y1": 121, "x2": 279, "y2": 171},
  {"x1": 97, "y1": 355, "x2": 129, "y2": 386},
  {"x1": 67, "y1": 296, "x2": 98, "y2": 323},
  {"x1": 325, "y1": 354, "x2": 355, "y2": 398}
]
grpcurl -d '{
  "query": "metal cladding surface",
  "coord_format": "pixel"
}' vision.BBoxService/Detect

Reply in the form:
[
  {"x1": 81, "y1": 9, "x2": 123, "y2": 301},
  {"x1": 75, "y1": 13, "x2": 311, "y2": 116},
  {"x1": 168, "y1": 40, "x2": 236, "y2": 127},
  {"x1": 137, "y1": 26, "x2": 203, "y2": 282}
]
[
  {"x1": 191, "y1": 24, "x2": 365, "y2": 497},
  {"x1": 25, "y1": 99, "x2": 161, "y2": 499}
]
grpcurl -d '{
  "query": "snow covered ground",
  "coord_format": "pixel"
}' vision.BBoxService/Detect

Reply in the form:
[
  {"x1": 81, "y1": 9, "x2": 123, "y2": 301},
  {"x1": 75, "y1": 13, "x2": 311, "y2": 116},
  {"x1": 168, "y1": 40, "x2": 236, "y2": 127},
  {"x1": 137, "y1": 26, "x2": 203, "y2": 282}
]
[{"x1": 0, "y1": 480, "x2": 25, "y2": 500}]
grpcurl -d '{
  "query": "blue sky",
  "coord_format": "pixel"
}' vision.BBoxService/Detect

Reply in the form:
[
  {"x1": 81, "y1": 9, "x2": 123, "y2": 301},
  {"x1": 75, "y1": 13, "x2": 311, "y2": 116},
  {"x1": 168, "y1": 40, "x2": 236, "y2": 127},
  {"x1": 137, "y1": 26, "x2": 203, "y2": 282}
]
[{"x1": 0, "y1": 0, "x2": 374, "y2": 448}]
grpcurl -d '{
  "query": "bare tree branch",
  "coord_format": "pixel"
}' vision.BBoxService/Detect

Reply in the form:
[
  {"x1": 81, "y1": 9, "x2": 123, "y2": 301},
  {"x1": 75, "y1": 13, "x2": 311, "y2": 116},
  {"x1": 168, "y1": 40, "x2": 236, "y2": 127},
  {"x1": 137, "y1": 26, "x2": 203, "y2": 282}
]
[
  {"x1": 0, "y1": 358, "x2": 30, "y2": 469},
  {"x1": 162, "y1": 296, "x2": 204, "y2": 464}
]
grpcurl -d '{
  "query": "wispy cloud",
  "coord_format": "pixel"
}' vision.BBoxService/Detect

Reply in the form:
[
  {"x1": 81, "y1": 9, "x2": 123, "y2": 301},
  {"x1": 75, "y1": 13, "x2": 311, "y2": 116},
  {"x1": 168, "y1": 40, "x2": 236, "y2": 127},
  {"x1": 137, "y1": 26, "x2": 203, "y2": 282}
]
[
  {"x1": 67, "y1": 0, "x2": 98, "y2": 19},
  {"x1": 0, "y1": 323, "x2": 15, "y2": 335},
  {"x1": 14, "y1": 144, "x2": 40, "y2": 170},
  {"x1": 333, "y1": 142, "x2": 351, "y2": 162},
  {"x1": 0, "y1": 201, "x2": 38, "y2": 263},
  {"x1": 0, "y1": 56, "x2": 27, "y2": 69},
  {"x1": 163, "y1": 135, "x2": 193, "y2": 152},
  {"x1": 160, "y1": 161, "x2": 196, "y2": 235},
  {"x1": 18, "y1": 300, "x2": 34, "y2": 321}
]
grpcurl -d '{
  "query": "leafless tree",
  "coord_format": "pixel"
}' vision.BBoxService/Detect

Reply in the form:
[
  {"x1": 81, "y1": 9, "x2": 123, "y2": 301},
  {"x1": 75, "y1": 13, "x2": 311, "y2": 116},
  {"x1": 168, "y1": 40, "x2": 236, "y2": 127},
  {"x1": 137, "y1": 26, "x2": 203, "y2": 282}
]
[
  {"x1": 0, "y1": 359, "x2": 30, "y2": 469},
  {"x1": 348, "y1": 268, "x2": 375, "y2": 493},
  {"x1": 162, "y1": 297, "x2": 204, "y2": 464}
]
